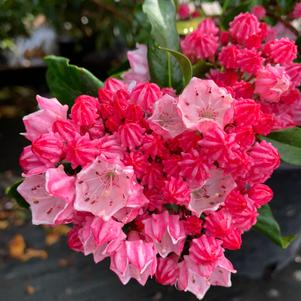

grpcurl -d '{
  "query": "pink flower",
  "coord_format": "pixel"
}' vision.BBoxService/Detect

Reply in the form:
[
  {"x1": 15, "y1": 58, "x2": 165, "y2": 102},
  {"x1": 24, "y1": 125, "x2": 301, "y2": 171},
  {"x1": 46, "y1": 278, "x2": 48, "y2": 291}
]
[
  {"x1": 247, "y1": 140, "x2": 280, "y2": 184},
  {"x1": 110, "y1": 239, "x2": 157, "y2": 285},
  {"x1": 143, "y1": 211, "x2": 186, "y2": 257},
  {"x1": 71, "y1": 95, "x2": 100, "y2": 128},
  {"x1": 52, "y1": 119, "x2": 79, "y2": 142},
  {"x1": 255, "y1": 64, "x2": 291, "y2": 102},
  {"x1": 19, "y1": 146, "x2": 48, "y2": 176},
  {"x1": 285, "y1": 63, "x2": 301, "y2": 87},
  {"x1": 177, "y1": 3, "x2": 190, "y2": 19},
  {"x1": 130, "y1": 82, "x2": 162, "y2": 113},
  {"x1": 118, "y1": 122, "x2": 145, "y2": 150},
  {"x1": 237, "y1": 48, "x2": 263, "y2": 74},
  {"x1": 32, "y1": 132, "x2": 64, "y2": 165},
  {"x1": 17, "y1": 167, "x2": 75, "y2": 225},
  {"x1": 198, "y1": 18, "x2": 219, "y2": 36},
  {"x1": 229, "y1": 13, "x2": 261, "y2": 44},
  {"x1": 98, "y1": 134, "x2": 124, "y2": 161},
  {"x1": 177, "y1": 78, "x2": 234, "y2": 133},
  {"x1": 177, "y1": 256, "x2": 211, "y2": 299},
  {"x1": 148, "y1": 94, "x2": 185, "y2": 139},
  {"x1": 251, "y1": 5, "x2": 266, "y2": 19},
  {"x1": 189, "y1": 168, "x2": 236, "y2": 215},
  {"x1": 263, "y1": 38, "x2": 297, "y2": 65},
  {"x1": 74, "y1": 156, "x2": 141, "y2": 220},
  {"x1": 103, "y1": 78, "x2": 125, "y2": 93},
  {"x1": 163, "y1": 177, "x2": 191, "y2": 206},
  {"x1": 218, "y1": 45, "x2": 240, "y2": 69},
  {"x1": 123, "y1": 44, "x2": 150, "y2": 83},
  {"x1": 65, "y1": 134, "x2": 100, "y2": 168},
  {"x1": 233, "y1": 99, "x2": 261, "y2": 127},
  {"x1": 155, "y1": 255, "x2": 179, "y2": 286},
  {"x1": 181, "y1": 29, "x2": 218, "y2": 61},
  {"x1": 183, "y1": 215, "x2": 203, "y2": 236},
  {"x1": 189, "y1": 235, "x2": 223, "y2": 266},
  {"x1": 204, "y1": 209, "x2": 232, "y2": 239},
  {"x1": 248, "y1": 183, "x2": 273, "y2": 208},
  {"x1": 179, "y1": 149, "x2": 209, "y2": 188},
  {"x1": 23, "y1": 95, "x2": 68, "y2": 141}
]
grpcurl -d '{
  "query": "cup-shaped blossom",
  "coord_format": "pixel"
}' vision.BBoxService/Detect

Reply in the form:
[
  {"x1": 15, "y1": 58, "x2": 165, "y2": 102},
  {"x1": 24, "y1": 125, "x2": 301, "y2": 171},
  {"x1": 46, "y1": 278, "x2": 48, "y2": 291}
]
[
  {"x1": 142, "y1": 211, "x2": 186, "y2": 258},
  {"x1": 65, "y1": 134, "x2": 100, "y2": 169},
  {"x1": 247, "y1": 140, "x2": 280, "y2": 184},
  {"x1": 17, "y1": 166, "x2": 75, "y2": 225},
  {"x1": 285, "y1": 63, "x2": 301, "y2": 87},
  {"x1": 79, "y1": 216, "x2": 126, "y2": 263},
  {"x1": 32, "y1": 132, "x2": 64, "y2": 165},
  {"x1": 118, "y1": 122, "x2": 145, "y2": 150},
  {"x1": 148, "y1": 94, "x2": 186, "y2": 139},
  {"x1": 23, "y1": 95, "x2": 68, "y2": 141},
  {"x1": 229, "y1": 13, "x2": 261, "y2": 44},
  {"x1": 263, "y1": 38, "x2": 297, "y2": 65},
  {"x1": 197, "y1": 18, "x2": 219, "y2": 35},
  {"x1": 237, "y1": 48, "x2": 263, "y2": 74},
  {"x1": 177, "y1": 256, "x2": 211, "y2": 299},
  {"x1": 179, "y1": 149, "x2": 210, "y2": 188},
  {"x1": 218, "y1": 45, "x2": 240, "y2": 69},
  {"x1": 103, "y1": 77, "x2": 126, "y2": 93},
  {"x1": 247, "y1": 184, "x2": 273, "y2": 208},
  {"x1": 255, "y1": 64, "x2": 291, "y2": 103},
  {"x1": 71, "y1": 95, "x2": 100, "y2": 128},
  {"x1": 19, "y1": 145, "x2": 49, "y2": 176},
  {"x1": 177, "y1": 78, "x2": 234, "y2": 133},
  {"x1": 123, "y1": 44, "x2": 150, "y2": 83},
  {"x1": 163, "y1": 176, "x2": 191, "y2": 206},
  {"x1": 189, "y1": 168, "x2": 236, "y2": 216},
  {"x1": 110, "y1": 239, "x2": 157, "y2": 286},
  {"x1": 181, "y1": 28, "x2": 218, "y2": 61},
  {"x1": 155, "y1": 255, "x2": 179, "y2": 286},
  {"x1": 74, "y1": 155, "x2": 142, "y2": 221},
  {"x1": 130, "y1": 82, "x2": 162, "y2": 113}
]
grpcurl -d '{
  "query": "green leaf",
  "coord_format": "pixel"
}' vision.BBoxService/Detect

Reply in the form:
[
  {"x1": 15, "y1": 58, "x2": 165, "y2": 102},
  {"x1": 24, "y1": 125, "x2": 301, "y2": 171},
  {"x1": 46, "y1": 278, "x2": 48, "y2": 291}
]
[
  {"x1": 158, "y1": 46, "x2": 192, "y2": 87},
  {"x1": 254, "y1": 205, "x2": 296, "y2": 249},
  {"x1": 44, "y1": 55, "x2": 103, "y2": 106},
  {"x1": 261, "y1": 128, "x2": 301, "y2": 165},
  {"x1": 143, "y1": 0, "x2": 183, "y2": 91},
  {"x1": 176, "y1": 17, "x2": 203, "y2": 35},
  {"x1": 5, "y1": 180, "x2": 29, "y2": 209},
  {"x1": 142, "y1": 0, "x2": 179, "y2": 50}
]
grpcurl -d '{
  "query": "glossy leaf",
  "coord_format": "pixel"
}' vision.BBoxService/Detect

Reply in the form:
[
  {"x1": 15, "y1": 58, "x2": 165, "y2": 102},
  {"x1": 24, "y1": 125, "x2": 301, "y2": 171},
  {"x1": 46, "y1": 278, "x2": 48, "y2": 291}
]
[
  {"x1": 158, "y1": 46, "x2": 193, "y2": 86},
  {"x1": 44, "y1": 55, "x2": 103, "y2": 106},
  {"x1": 254, "y1": 205, "x2": 295, "y2": 249},
  {"x1": 5, "y1": 180, "x2": 29, "y2": 209},
  {"x1": 143, "y1": 0, "x2": 183, "y2": 91},
  {"x1": 261, "y1": 128, "x2": 301, "y2": 165}
]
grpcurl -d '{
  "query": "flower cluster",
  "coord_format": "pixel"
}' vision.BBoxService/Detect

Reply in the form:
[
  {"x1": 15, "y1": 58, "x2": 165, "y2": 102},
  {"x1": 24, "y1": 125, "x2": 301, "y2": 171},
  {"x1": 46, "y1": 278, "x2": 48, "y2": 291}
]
[
  {"x1": 17, "y1": 12, "x2": 289, "y2": 301},
  {"x1": 181, "y1": 13, "x2": 301, "y2": 130}
]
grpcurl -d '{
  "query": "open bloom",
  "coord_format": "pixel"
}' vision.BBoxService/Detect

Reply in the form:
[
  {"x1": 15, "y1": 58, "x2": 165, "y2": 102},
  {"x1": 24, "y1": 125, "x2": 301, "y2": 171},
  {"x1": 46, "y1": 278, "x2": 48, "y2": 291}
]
[
  {"x1": 177, "y1": 78, "x2": 233, "y2": 133},
  {"x1": 74, "y1": 156, "x2": 143, "y2": 220}
]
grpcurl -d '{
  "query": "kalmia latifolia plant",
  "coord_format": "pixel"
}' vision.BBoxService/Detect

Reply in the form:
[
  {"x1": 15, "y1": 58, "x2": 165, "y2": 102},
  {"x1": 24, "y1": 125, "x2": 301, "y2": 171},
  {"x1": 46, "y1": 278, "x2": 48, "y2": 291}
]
[{"x1": 12, "y1": 0, "x2": 301, "y2": 299}]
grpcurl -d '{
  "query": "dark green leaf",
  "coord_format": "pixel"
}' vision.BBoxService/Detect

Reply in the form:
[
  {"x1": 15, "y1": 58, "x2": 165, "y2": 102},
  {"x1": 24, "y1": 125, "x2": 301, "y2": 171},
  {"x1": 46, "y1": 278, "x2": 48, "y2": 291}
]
[
  {"x1": 158, "y1": 46, "x2": 193, "y2": 87},
  {"x1": 261, "y1": 128, "x2": 301, "y2": 165},
  {"x1": 254, "y1": 205, "x2": 296, "y2": 249},
  {"x1": 143, "y1": 0, "x2": 183, "y2": 91},
  {"x1": 5, "y1": 179, "x2": 29, "y2": 209},
  {"x1": 142, "y1": 0, "x2": 179, "y2": 50},
  {"x1": 44, "y1": 55, "x2": 103, "y2": 106}
]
